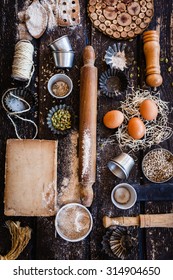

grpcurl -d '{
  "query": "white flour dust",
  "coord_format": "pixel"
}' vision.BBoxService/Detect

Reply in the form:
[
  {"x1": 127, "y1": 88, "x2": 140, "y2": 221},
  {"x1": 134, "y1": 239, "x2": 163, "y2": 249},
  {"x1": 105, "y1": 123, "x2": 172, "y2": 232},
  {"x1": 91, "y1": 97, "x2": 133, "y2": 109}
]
[
  {"x1": 57, "y1": 131, "x2": 81, "y2": 206},
  {"x1": 81, "y1": 129, "x2": 91, "y2": 178}
]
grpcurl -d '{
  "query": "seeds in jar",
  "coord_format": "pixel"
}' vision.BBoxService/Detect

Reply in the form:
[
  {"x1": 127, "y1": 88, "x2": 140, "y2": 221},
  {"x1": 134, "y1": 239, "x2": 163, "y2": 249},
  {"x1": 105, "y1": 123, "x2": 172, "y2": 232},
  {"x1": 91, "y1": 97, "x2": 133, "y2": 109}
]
[
  {"x1": 142, "y1": 149, "x2": 173, "y2": 183},
  {"x1": 52, "y1": 81, "x2": 69, "y2": 97},
  {"x1": 51, "y1": 109, "x2": 71, "y2": 131}
]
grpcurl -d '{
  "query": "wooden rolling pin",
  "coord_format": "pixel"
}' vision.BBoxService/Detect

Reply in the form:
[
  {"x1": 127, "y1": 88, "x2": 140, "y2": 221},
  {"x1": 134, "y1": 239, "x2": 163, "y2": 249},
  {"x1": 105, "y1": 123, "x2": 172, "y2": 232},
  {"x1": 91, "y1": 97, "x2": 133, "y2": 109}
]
[
  {"x1": 79, "y1": 46, "x2": 98, "y2": 207},
  {"x1": 103, "y1": 213, "x2": 173, "y2": 228},
  {"x1": 143, "y1": 30, "x2": 163, "y2": 87}
]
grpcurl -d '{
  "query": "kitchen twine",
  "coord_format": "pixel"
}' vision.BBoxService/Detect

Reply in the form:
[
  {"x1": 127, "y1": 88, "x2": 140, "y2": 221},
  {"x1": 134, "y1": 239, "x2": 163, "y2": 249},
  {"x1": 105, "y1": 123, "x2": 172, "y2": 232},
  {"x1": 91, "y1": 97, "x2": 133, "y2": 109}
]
[
  {"x1": 1, "y1": 88, "x2": 38, "y2": 139},
  {"x1": 11, "y1": 40, "x2": 35, "y2": 88}
]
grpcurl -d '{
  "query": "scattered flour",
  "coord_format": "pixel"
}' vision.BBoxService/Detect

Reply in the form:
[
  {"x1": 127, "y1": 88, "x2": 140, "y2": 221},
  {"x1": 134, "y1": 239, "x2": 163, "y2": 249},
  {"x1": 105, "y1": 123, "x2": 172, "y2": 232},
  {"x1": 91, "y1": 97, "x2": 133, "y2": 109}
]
[
  {"x1": 57, "y1": 131, "x2": 81, "y2": 206},
  {"x1": 25, "y1": 0, "x2": 48, "y2": 39},
  {"x1": 111, "y1": 51, "x2": 127, "y2": 71},
  {"x1": 81, "y1": 129, "x2": 91, "y2": 178},
  {"x1": 17, "y1": 0, "x2": 80, "y2": 40}
]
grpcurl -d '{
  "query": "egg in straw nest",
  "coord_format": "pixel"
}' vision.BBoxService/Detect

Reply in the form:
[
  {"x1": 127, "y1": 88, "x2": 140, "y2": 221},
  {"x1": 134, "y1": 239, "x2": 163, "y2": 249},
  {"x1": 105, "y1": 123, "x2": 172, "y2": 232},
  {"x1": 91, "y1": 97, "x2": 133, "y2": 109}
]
[{"x1": 106, "y1": 88, "x2": 172, "y2": 152}]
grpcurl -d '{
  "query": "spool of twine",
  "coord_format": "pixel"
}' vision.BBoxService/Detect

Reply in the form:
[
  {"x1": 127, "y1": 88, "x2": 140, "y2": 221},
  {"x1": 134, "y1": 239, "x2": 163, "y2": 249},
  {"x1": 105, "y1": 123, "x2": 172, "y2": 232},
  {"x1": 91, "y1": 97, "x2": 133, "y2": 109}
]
[{"x1": 11, "y1": 40, "x2": 34, "y2": 84}]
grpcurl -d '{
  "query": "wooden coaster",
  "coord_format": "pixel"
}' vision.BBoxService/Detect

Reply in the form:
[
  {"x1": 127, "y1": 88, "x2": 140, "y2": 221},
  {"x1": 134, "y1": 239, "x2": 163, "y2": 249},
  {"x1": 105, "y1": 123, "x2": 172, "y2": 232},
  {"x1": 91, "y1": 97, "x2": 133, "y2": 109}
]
[
  {"x1": 88, "y1": 0, "x2": 154, "y2": 40},
  {"x1": 57, "y1": 0, "x2": 81, "y2": 26}
]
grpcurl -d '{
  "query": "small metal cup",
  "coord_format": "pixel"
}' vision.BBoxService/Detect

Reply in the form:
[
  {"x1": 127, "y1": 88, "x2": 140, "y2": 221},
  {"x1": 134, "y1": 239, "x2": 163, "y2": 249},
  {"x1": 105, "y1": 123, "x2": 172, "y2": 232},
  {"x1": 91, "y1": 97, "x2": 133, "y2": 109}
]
[
  {"x1": 47, "y1": 73, "x2": 73, "y2": 99},
  {"x1": 49, "y1": 35, "x2": 72, "y2": 51},
  {"x1": 111, "y1": 183, "x2": 137, "y2": 210},
  {"x1": 52, "y1": 51, "x2": 75, "y2": 69},
  {"x1": 108, "y1": 152, "x2": 135, "y2": 179}
]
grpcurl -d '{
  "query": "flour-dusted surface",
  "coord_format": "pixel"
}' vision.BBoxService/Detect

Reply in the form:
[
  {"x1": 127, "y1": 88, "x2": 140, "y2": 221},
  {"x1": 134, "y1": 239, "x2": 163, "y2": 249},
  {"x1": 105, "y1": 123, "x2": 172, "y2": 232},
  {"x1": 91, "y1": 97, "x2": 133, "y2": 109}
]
[
  {"x1": 25, "y1": 0, "x2": 48, "y2": 39},
  {"x1": 16, "y1": 0, "x2": 80, "y2": 40},
  {"x1": 4, "y1": 139, "x2": 58, "y2": 216},
  {"x1": 57, "y1": 131, "x2": 81, "y2": 206}
]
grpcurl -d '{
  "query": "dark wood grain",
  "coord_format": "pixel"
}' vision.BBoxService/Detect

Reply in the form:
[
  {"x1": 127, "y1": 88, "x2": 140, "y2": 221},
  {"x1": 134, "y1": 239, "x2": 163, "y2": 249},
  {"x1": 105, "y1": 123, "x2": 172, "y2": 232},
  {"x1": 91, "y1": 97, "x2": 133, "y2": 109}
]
[{"x1": 0, "y1": 0, "x2": 173, "y2": 260}]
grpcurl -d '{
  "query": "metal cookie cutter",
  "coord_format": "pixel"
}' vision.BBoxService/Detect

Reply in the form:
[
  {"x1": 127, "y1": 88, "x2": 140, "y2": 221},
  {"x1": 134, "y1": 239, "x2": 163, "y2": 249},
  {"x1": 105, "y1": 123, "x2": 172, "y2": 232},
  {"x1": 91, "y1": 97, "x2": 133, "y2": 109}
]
[
  {"x1": 99, "y1": 69, "x2": 128, "y2": 98},
  {"x1": 104, "y1": 43, "x2": 133, "y2": 71},
  {"x1": 102, "y1": 227, "x2": 136, "y2": 260},
  {"x1": 2, "y1": 87, "x2": 38, "y2": 139}
]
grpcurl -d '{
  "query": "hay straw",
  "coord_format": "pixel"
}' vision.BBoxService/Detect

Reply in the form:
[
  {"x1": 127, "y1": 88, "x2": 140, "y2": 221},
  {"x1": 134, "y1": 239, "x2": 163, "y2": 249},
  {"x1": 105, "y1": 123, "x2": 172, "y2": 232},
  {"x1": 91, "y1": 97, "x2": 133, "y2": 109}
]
[
  {"x1": 105, "y1": 88, "x2": 172, "y2": 152},
  {"x1": 0, "y1": 221, "x2": 31, "y2": 260}
]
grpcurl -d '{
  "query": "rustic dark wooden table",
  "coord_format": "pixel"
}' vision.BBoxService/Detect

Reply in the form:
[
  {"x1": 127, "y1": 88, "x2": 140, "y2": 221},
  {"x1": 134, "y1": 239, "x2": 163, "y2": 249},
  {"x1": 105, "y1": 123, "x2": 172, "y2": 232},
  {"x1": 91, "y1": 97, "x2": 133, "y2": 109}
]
[{"x1": 0, "y1": 0, "x2": 173, "y2": 260}]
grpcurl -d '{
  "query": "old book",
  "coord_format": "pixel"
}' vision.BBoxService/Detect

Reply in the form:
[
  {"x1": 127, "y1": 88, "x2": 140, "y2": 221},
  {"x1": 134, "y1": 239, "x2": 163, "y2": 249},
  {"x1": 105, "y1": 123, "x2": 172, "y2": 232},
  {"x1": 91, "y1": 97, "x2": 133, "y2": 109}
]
[{"x1": 4, "y1": 139, "x2": 58, "y2": 216}]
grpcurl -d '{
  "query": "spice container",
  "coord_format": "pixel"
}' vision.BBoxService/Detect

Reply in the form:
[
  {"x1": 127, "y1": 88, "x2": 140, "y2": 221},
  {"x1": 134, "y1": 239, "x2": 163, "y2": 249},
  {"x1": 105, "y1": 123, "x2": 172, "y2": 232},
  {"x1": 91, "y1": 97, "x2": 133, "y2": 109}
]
[
  {"x1": 142, "y1": 148, "x2": 173, "y2": 183},
  {"x1": 55, "y1": 203, "x2": 93, "y2": 242},
  {"x1": 47, "y1": 74, "x2": 73, "y2": 99},
  {"x1": 111, "y1": 183, "x2": 137, "y2": 210}
]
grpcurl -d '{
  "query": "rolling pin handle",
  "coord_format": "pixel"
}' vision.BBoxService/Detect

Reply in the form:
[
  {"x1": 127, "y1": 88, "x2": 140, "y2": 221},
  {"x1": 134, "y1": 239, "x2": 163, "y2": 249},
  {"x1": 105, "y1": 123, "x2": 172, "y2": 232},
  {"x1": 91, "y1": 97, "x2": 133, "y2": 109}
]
[{"x1": 83, "y1": 45, "x2": 95, "y2": 65}]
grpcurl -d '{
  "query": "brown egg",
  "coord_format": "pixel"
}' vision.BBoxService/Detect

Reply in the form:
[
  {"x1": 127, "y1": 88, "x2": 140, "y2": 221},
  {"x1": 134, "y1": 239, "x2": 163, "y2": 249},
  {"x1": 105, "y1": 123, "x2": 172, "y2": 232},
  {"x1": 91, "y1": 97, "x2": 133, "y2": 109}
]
[
  {"x1": 128, "y1": 117, "x2": 146, "y2": 139},
  {"x1": 103, "y1": 110, "x2": 124, "y2": 129},
  {"x1": 140, "y1": 99, "x2": 158, "y2": 121}
]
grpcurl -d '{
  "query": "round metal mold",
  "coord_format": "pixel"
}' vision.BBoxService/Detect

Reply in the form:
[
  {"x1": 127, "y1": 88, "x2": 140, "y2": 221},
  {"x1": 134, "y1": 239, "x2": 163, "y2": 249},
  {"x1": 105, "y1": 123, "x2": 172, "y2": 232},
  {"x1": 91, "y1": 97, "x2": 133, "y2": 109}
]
[
  {"x1": 52, "y1": 51, "x2": 75, "y2": 69},
  {"x1": 142, "y1": 148, "x2": 173, "y2": 183},
  {"x1": 99, "y1": 69, "x2": 128, "y2": 98},
  {"x1": 102, "y1": 227, "x2": 135, "y2": 260},
  {"x1": 48, "y1": 35, "x2": 73, "y2": 52},
  {"x1": 104, "y1": 43, "x2": 133, "y2": 71},
  {"x1": 2, "y1": 87, "x2": 37, "y2": 114},
  {"x1": 47, "y1": 104, "x2": 74, "y2": 135}
]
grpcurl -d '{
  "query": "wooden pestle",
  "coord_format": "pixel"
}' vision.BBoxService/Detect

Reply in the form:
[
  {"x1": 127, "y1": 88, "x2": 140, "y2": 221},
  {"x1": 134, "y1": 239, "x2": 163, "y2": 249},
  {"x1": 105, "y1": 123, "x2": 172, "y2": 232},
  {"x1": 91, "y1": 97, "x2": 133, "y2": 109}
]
[
  {"x1": 79, "y1": 46, "x2": 98, "y2": 207},
  {"x1": 103, "y1": 213, "x2": 173, "y2": 228},
  {"x1": 143, "y1": 30, "x2": 163, "y2": 87}
]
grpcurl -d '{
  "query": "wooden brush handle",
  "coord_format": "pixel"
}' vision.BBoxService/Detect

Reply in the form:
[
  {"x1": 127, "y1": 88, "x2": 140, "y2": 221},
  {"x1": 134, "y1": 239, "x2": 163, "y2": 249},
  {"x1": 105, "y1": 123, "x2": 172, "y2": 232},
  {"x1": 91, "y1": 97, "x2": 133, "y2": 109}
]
[
  {"x1": 103, "y1": 216, "x2": 140, "y2": 228},
  {"x1": 143, "y1": 30, "x2": 163, "y2": 87},
  {"x1": 103, "y1": 213, "x2": 173, "y2": 228},
  {"x1": 79, "y1": 46, "x2": 98, "y2": 207},
  {"x1": 140, "y1": 213, "x2": 173, "y2": 228}
]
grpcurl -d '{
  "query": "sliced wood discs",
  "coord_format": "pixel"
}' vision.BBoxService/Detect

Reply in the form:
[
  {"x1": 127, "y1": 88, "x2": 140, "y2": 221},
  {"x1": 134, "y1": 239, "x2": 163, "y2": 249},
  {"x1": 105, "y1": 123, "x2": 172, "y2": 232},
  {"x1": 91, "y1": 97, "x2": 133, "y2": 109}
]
[{"x1": 88, "y1": 0, "x2": 154, "y2": 40}]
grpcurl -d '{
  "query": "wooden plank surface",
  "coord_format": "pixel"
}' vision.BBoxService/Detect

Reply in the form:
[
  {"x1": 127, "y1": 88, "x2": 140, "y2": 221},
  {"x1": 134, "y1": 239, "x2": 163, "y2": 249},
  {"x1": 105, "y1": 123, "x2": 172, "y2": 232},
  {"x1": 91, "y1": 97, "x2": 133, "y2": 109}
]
[{"x1": 0, "y1": 0, "x2": 173, "y2": 260}]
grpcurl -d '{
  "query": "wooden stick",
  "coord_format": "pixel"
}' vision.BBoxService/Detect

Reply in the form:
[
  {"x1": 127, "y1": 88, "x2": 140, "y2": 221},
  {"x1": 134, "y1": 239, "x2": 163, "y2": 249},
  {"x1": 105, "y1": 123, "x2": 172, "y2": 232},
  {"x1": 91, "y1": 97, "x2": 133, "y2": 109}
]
[
  {"x1": 103, "y1": 213, "x2": 173, "y2": 228},
  {"x1": 79, "y1": 46, "x2": 98, "y2": 207}
]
